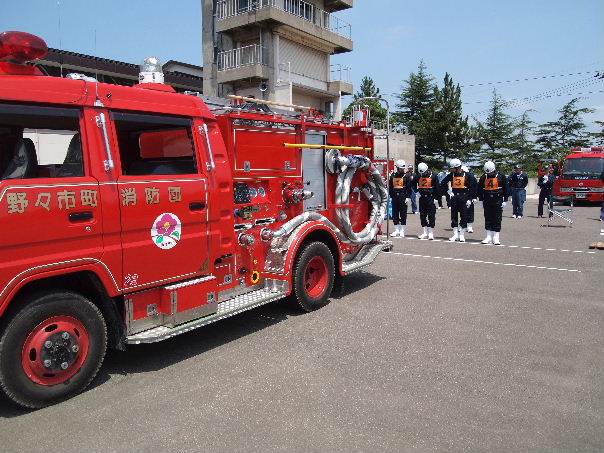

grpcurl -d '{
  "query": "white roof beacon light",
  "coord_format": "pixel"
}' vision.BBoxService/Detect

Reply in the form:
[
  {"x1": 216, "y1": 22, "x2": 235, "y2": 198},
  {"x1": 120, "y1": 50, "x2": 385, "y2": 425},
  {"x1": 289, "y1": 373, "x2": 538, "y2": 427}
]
[{"x1": 139, "y1": 56, "x2": 164, "y2": 84}]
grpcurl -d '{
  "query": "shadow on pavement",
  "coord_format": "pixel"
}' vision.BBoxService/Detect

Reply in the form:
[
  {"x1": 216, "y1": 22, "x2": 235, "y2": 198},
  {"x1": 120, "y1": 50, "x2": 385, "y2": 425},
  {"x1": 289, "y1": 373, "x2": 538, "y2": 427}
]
[{"x1": 0, "y1": 273, "x2": 384, "y2": 417}]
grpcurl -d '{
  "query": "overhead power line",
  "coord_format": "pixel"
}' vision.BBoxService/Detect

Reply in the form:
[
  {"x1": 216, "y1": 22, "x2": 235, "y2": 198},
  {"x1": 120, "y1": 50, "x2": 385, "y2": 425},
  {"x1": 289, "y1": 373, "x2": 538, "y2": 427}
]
[{"x1": 460, "y1": 69, "x2": 604, "y2": 88}]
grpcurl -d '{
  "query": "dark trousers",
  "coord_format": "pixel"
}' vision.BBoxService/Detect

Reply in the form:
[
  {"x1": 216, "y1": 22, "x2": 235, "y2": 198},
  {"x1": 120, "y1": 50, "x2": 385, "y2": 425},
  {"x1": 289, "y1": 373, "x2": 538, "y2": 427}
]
[
  {"x1": 392, "y1": 197, "x2": 407, "y2": 225},
  {"x1": 437, "y1": 191, "x2": 451, "y2": 208},
  {"x1": 411, "y1": 190, "x2": 418, "y2": 213},
  {"x1": 511, "y1": 189, "x2": 526, "y2": 216},
  {"x1": 419, "y1": 195, "x2": 436, "y2": 227},
  {"x1": 450, "y1": 194, "x2": 469, "y2": 228},
  {"x1": 538, "y1": 190, "x2": 551, "y2": 216},
  {"x1": 483, "y1": 199, "x2": 503, "y2": 232}
]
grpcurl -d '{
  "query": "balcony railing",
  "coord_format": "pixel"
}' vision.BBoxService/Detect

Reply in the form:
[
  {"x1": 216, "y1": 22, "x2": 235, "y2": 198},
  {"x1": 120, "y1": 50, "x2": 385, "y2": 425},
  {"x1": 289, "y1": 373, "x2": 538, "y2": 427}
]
[
  {"x1": 216, "y1": 0, "x2": 352, "y2": 40},
  {"x1": 217, "y1": 44, "x2": 267, "y2": 71},
  {"x1": 330, "y1": 64, "x2": 351, "y2": 82}
]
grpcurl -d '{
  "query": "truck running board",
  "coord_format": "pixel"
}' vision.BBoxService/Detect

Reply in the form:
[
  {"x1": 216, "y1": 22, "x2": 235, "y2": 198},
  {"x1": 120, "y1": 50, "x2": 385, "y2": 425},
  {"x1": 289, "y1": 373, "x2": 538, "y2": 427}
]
[
  {"x1": 342, "y1": 241, "x2": 391, "y2": 275},
  {"x1": 126, "y1": 286, "x2": 288, "y2": 344}
]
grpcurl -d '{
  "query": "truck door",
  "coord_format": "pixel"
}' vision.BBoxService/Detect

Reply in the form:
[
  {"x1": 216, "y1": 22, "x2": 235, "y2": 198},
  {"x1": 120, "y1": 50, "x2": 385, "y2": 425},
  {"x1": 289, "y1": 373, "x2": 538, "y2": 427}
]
[
  {"x1": 302, "y1": 132, "x2": 326, "y2": 211},
  {"x1": 0, "y1": 103, "x2": 103, "y2": 296},
  {"x1": 110, "y1": 112, "x2": 210, "y2": 291}
]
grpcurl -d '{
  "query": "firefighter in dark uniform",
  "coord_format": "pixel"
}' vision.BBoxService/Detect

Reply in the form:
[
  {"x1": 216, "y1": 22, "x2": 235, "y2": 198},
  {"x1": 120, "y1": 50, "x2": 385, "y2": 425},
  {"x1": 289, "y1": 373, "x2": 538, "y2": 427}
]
[
  {"x1": 414, "y1": 162, "x2": 440, "y2": 240},
  {"x1": 442, "y1": 158, "x2": 477, "y2": 242},
  {"x1": 537, "y1": 167, "x2": 555, "y2": 217},
  {"x1": 388, "y1": 159, "x2": 412, "y2": 237},
  {"x1": 478, "y1": 161, "x2": 509, "y2": 245}
]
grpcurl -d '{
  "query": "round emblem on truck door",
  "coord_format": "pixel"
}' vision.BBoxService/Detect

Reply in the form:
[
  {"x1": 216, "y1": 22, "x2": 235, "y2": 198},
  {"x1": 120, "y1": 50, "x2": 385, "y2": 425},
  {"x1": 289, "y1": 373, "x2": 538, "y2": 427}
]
[{"x1": 151, "y1": 213, "x2": 182, "y2": 250}]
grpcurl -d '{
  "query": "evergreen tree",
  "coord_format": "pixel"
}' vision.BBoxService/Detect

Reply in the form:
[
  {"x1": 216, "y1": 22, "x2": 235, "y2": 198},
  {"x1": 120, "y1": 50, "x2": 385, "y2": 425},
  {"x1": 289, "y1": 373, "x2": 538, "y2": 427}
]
[
  {"x1": 394, "y1": 61, "x2": 435, "y2": 163},
  {"x1": 535, "y1": 98, "x2": 595, "y2": 160},
  {"x1": 474, "y1": 89, "x2": 516, "y2": 164},
  {"x1": 342, "y1": 76, "x2": 387, "y2": 124},
  {"x1": 430, "y1": 73, "x2": 471, "y2": 167},
  {"x1": 509, "y1": 110, "x2": 537, "y2": 172},
  {"x1": 590, "y1": 120, "x2": 604, "y2": 146}
]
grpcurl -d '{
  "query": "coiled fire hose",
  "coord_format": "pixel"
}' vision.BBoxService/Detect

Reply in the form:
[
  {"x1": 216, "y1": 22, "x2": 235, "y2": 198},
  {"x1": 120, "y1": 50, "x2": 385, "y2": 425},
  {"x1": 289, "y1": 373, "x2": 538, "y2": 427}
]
[{"x1": 271, "y1": 150, "x2": 387, "y2": 245}]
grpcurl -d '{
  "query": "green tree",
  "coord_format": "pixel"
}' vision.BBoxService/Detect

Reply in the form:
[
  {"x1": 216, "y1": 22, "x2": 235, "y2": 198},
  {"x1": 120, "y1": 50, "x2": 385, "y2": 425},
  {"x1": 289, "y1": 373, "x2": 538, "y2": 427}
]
[
  {"x1": 590, "y1": 120, "x2": 604, "y2": 146},
  {"x1": 509, "y1": 110, "x2": 538, "y2": 172},
  {"x1": 535, "y1": 98, "x2": 595, "y2": 160},
  {"x1": 394, "y1": 61, "x2": 435, "y2": 163},
  {"x1": 342, "y1": 76, "x2": 387, "y2": 124},
  {"x1": 430, "y1": 73, "x2": 471, "y2": 167},
  {"x1": 474, "y1": 89, "x2": 516, "y2": 164}
]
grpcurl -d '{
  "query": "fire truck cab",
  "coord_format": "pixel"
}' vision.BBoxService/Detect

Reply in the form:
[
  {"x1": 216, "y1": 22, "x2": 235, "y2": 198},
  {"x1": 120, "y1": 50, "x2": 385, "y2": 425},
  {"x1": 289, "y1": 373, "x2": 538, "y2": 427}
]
[
  {"x1": 552, "y1": 147, "x2": 604, "y2": 202},
  {"x1": 0, "y1": 32, "x2": 389, "y2": 408}
]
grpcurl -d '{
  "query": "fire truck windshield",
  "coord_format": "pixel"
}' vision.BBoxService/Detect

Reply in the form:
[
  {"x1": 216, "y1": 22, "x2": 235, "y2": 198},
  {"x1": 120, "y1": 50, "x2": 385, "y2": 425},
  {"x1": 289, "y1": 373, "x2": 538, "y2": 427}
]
[{"x1": 563, "y1": 157, "x2": 604, "y2": 178}]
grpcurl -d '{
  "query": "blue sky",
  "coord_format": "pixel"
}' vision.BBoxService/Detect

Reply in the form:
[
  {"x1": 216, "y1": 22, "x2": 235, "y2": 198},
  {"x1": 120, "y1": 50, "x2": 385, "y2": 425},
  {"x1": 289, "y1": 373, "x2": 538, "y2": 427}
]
[{"x1": 3, "y1": 0, "x2": 603, "y2": 129}]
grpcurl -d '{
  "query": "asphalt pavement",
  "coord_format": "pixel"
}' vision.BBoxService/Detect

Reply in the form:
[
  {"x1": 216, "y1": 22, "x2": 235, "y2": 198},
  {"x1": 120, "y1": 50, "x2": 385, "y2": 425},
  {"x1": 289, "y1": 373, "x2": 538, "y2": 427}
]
[{"x1": 1, "y1": 200, "x2": 603, "y2": 452}]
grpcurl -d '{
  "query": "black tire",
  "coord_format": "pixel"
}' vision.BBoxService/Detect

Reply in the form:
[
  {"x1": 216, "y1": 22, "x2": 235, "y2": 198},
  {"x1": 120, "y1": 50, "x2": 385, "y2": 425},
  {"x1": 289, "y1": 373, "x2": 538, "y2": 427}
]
[
  {"x1": 292, "y1": 241, "x2": 335, "y2": 312},
  {"x1": 0, "y1": 291, "x2": 107, "y2": 409}
]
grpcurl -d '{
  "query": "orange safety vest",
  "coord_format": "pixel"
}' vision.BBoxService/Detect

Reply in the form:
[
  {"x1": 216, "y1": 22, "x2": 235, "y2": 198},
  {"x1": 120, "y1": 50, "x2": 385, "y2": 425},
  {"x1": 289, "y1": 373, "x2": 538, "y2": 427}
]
[
  {"x1": 392, "y1": 177, "x2": 405, "y2": 189},
  {"x1": 484, "y1": 176, "x2": 500, "y2": 191},
  {"x1": 418, "y1": 177, "x2": 433, "y2": 189},
  {"x1": 452, "y1": 175, "x2": 466, "y2": 189}
]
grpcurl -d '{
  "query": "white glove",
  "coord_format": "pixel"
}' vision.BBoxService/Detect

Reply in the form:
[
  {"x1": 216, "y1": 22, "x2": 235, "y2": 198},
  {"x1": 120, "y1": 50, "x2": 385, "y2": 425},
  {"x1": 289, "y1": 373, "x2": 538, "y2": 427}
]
[
  {"x1": 466, "y1": 200, "x2": 472, "y2": 208},
  {"x1": 448, "y1": 190, "x2": 454, "y2": 198},
  {"x1": 405, "y1": 198, "x2": 411, "y2": 206},
  {"x1": 433, "y1": 199, "x2": 439, "y2": 207},
  {"x1": 542, "y1": 176, "x2": 548, "y2": 183},
  {"x1": 501, "y1": 201, "x2": 507, "y2": 209}
]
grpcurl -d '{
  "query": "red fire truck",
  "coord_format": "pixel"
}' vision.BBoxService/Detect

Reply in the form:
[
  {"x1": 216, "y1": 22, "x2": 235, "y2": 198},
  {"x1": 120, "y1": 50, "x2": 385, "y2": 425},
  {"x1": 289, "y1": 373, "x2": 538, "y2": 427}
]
[
  {"x1": 550, "y1": 147, "x2": 604, "y2": 202},
  {"x1": 0, "y1": 31, "x2": 390, "y2": 408}
]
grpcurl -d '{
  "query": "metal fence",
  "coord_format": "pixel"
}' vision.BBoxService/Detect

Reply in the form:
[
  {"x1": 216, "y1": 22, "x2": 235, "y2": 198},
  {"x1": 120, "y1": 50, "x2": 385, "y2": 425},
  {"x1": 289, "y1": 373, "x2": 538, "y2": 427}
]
[
  {"x1": 217, "y1": 44, "x2": 267, "y2": 71},
  {"x1": 330, "y1": 64, "x2": 351, "y2": 82},
  {"x1": 216, "y1": 0, "x2": 352, "y2": 40}
]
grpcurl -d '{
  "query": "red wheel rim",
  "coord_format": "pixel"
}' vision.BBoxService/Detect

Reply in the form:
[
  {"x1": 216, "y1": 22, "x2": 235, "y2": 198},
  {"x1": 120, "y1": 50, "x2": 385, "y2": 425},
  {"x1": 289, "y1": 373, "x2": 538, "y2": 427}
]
[
  {"x1": 304, "y1": 256, "x2": 329, "y2": 299},
  {"x1": 21, "y1": 315, "x2": 90, "y2": 386}
]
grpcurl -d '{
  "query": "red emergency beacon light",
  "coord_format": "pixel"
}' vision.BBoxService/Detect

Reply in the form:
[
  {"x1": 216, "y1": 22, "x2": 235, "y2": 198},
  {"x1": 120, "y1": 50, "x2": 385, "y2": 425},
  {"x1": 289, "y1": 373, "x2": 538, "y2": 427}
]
[{"x1": 0, "y1": 31, "x2": 48, "y2": 75}]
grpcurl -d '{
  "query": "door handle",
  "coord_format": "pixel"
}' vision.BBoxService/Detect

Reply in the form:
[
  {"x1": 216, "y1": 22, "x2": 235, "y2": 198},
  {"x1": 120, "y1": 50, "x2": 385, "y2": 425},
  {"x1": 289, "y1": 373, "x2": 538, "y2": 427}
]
[
  {"x1": 69, "y1": 211, "x2": 93, "y2": 222},
  {"x1": 189, "y1": 201, "x2": 207, "y2": 211}
]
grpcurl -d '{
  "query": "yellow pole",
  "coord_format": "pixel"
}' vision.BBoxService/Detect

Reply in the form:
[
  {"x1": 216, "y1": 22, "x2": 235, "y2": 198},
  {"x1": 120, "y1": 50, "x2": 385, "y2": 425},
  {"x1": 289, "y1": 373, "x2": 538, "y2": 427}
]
[{"x1": 283, "y1": 143, "x2": 372, "y2": 152}]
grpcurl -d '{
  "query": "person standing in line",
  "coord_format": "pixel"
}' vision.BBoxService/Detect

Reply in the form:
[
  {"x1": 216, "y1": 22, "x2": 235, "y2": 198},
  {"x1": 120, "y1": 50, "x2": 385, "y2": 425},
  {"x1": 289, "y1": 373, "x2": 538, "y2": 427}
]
[
  {"x1": 508, "y1": 164, "x2": 528, "y2": 218},
  {"x1": 437, "y1": 168, "x2": 450, "y2": 209},
  {"x1": 441, "y1": 158, "x2": 477, "y2": 242},
  {"x1": 414, "y1": 162, "x2": 440, "y2": 240},
  {"x1": 537, "y1": 166, "x2": 555, "y2": 218},
  {"x1": 477, "y1": 161, "x2": 509, "y2": 245},
  {"x1": 462, "y1": 165, "x2": 477, "y2": 233},
  {"x1": 388, "y1": 159, "x2": 411, "y2": 237},
  {"x1": 407, "y1": 164, "x2": 418, "y2": 214}
]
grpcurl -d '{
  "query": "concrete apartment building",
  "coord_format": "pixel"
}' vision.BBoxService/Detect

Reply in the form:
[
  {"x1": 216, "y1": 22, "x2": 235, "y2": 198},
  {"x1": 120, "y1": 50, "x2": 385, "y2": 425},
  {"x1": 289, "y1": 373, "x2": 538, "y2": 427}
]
[{"x1": 202, "y1": 0, "x2": 354, "y2": 118}]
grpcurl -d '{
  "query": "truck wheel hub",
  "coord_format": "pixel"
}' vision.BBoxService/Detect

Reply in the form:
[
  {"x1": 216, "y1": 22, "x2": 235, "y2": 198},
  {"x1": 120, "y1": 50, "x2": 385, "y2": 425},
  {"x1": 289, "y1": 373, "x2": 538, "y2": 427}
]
[
  {"x1": 304, "y1": 256, "x2": 328, "y2": 298},
  {"x1": 21, "y1": 316, "x2": 90, "y2": 386}
]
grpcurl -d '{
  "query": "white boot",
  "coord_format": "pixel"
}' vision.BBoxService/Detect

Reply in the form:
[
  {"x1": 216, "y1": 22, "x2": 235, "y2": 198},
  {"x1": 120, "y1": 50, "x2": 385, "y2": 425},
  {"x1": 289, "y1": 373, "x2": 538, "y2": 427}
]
[
  {"x1": 459, "y1": 228, "x2": 466, "y2": 242},
  {"x1": 390, "y1": 225, "x2": 399, "y2": 237},
  {"x1": 419, "y1": 227, "x2": 428, "y2": 240},
  {"x1": 399, "y1": 225, "x2": 405, "y2": 238},
  {"x1": 449, "y1": 227, "x2": 459, "y2": 242},
  {"x1": 493, "y1": 231, "x2": 501, "y2": 245},
  {"x1": 428, "y1": 227, "x2": 434, "y2": 240},
  {"x1": 467, "y1": 223, "x2": 474, "y2": 233},
  {"x1": 482, "y1": 230, "x2": 493, "y2": 244}
]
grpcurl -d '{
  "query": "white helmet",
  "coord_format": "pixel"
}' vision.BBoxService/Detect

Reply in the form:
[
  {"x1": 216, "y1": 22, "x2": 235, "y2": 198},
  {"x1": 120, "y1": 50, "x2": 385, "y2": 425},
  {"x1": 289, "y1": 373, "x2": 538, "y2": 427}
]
[
  {"x1": 484, "y1": 161, "x2": 496, "y2": 173},
  {"x1": 395, "y1": 159, "x2": 406, "y2": 169},
  {"x1": 450, "y1": 158, "x2": 462, "y2": 168},
  {"x1": 461, "y1": 165, "x2": 469, "y2": 173},
  {"x1": 418, "y1": 162, "x2": 428, "y2": 173}
]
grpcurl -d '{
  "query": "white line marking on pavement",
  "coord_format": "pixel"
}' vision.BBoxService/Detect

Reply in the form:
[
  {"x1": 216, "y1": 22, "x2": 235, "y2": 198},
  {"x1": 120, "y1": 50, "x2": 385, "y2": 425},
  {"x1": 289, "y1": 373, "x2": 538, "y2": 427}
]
[
  {"x1": 394, "y1": 235, "x2": 597, "y2": 255},
  {"x1": 387, "y1": 252, "x2": 582, "y2": 273}
]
